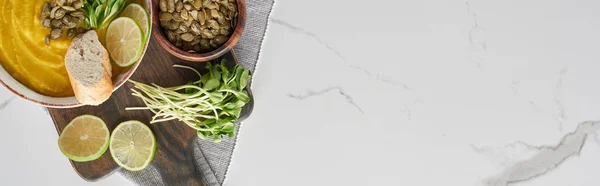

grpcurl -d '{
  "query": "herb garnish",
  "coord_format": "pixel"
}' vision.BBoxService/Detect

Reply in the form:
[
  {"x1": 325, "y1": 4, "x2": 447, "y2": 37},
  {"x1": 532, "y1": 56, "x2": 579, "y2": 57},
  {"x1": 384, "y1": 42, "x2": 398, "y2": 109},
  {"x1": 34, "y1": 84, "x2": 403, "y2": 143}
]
[
  {"x1": 126, "y1": 60, "x2": 251, "y2": 143},
  {"x1": 82, "y1": 0, "x2": 128, "y2": 29}
]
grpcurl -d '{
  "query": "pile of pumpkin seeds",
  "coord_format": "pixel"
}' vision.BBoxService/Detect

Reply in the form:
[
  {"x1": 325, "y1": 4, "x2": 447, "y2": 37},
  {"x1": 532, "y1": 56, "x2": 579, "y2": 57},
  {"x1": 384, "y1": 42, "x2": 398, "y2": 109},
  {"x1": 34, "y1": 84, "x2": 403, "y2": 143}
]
[
  {"x1": 39, "y1": 0, "x2": 85, "y2": 45},
  {"x1": 159, "y1": 0, "x2": 238, "y2": 53}
]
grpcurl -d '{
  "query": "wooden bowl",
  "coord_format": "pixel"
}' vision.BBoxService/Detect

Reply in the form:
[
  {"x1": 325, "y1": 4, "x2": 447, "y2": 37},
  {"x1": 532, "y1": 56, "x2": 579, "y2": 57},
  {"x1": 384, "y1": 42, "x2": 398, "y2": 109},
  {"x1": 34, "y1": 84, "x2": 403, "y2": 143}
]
[
  {"x1": 0, "y1": 0, "x2": 153, "y2": 108},
  {"x1": 151, "y1": 0, "x2": 246, "y2": 62}
]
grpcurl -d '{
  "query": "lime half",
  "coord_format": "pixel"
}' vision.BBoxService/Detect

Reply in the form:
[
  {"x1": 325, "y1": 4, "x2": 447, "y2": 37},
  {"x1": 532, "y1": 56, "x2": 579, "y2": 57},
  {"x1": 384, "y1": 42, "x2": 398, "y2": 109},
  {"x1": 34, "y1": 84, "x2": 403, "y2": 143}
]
[
  {"x1": 58, "y1": 115, "x2": 110, "y2": 162},
  {"x1": 109, "y1": 120, "x2": 156, "y2": 171},
  {"x1": 119, "y1": 3, "x2": 150, "y2": 40},
  {"x1": 106, "y1": 17, "x2": 144, "y2": 67}
]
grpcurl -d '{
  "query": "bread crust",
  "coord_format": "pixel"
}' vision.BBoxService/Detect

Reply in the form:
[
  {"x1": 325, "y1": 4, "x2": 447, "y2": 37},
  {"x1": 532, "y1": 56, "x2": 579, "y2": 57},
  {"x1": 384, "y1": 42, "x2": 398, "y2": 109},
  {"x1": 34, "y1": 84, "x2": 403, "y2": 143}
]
[{"x1": 65, "y1": 31, "x2": 113, "y2": 106}]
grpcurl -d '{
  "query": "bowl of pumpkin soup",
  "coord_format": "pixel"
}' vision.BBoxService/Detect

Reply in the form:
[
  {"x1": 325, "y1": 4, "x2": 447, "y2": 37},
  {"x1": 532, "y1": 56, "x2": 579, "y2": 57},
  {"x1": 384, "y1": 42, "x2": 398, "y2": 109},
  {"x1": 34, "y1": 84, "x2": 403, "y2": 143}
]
[{"x1": 0, "y1": 0, "x2": 152, "y2": 108}]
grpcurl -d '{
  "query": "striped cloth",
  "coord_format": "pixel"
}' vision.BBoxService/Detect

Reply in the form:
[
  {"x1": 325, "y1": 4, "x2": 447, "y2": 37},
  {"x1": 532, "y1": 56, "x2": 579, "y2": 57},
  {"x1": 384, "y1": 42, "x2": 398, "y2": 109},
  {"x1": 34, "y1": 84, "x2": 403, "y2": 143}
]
[{"x1": 121, "y1": 0, "x2": 275, "y2": 185}]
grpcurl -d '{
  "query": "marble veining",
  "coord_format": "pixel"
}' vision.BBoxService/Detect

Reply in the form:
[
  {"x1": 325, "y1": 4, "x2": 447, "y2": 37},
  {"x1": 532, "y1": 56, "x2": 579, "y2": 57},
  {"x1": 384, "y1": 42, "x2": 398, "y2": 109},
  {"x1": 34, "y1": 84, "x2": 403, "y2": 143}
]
[
  {"x1": 0, "y1": 96, "x2": 14, "y2": 112},
  {"x1": 479, "y1": 121, "x2": 599, "y2": 186},
  {"x1": 465, "y1": 0, "x2": 487, "y2": 69},
  {"x1": 553, "y1": 67, "x2": 568, "y2": 131},
  {"x1": 271, "y1": 19, "x2": 412, "y2": 90},
  {"x1": 287, "y1": 86, "x2": 364, "y2": 114},
  {"x1": 226, "y1": 1, "x2": 600, "y2": 186}
]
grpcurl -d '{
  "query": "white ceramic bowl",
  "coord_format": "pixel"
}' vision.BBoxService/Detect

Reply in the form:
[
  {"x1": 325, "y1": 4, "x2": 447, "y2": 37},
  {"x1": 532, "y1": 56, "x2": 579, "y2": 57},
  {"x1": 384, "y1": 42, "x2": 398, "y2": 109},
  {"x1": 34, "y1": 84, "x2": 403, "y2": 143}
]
[
  {"x1": 0, "y1": 63, "x2": 145, "y2": 108},
  {"x1": 0, "y1": 1, "x2": 152, "y2": 108}
]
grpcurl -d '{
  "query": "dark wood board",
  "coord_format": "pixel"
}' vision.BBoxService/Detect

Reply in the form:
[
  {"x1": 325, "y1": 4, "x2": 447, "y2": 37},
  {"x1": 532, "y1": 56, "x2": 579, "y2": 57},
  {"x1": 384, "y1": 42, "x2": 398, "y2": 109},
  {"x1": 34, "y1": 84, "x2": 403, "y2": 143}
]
[{"x1": 47, "y1": 37, "x2": 254, "y2": 185}]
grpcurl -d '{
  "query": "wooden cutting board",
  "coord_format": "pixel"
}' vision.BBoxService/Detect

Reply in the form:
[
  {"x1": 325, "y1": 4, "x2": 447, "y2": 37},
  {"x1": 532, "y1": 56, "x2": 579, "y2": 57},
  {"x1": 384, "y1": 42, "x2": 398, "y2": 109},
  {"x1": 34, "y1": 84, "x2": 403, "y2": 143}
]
[{"x1": 47, "y1": 37, "x2": 253, "y2": 185}]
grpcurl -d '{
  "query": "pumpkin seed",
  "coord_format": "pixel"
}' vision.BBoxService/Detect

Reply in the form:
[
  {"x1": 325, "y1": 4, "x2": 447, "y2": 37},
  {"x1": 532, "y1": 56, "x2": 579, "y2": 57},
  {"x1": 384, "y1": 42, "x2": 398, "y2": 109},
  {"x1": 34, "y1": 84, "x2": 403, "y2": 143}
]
[
  {"x1": 159, "y1": 0, "x2": 238, "y2": 52},
  {"x1": 198, "y1": 10, "x2": 206, "y2": 25},
  {"x1": 168, "y1": 20, "x2": 180, "y2": 30},
  {"x1": 54, "y1": 8, "x2": 66, "y2": 19},
  {"x1": 190, "y1": 37, "x2": 201, "y2": 45},
  {"x1": 214, "y1": 35, "x2": 227, "y2": 44},
  {"x1": 50, "y1": 6, "x2": 60, "y2": 19},
  {"x1": 229, "y1": 2, "x2": 237, "y2": 12},
  {"x1": 50, "y1": 0, "x2": 57, "y2": 7},
  {"x1": 220, "y1": 5, "x2": 227, "y2": 14},
  {"x1": 176, "y1": 1, "x2": 183, "y2": 12},
  {"x1": 207, "y1": 20, "x2": 219, "y2": 29},
  {"x1": 62, "y1": 6, "x2": 76, "y2": 11},
  {"x1": 166, "y1": 30, "x2": 177, "y2": 42},
  {"x1": 210, "y1": 28, "x2": 220, "y2": 36},
  {"x1": 191, "y1": 10, "x2": 199, "y2": 21},
  {"x1": 232, "y1": 16, "x2": 237, "y2": 28},
  {"x1": 50, "y1": 29, "x2": 62, "y2": 39},
  {"x1": 160, "y1": 0, "x2": 168, "y2": 12},
  {"x1": 66, "y1": 0, "x2": 73, "y2": 6},
  {"x1": 219, "y1": 28, "x2": 229, "y2": 35},
  {"x1": 217, "y1": 12, "x2": 226, "y2": 24},
  {"x1": 184, "y1": 18, "x2": 194, "y2": 27},
  {"x1": 63, "y1": 16, "x2": 78, "y2": 28},
  {"x1": 51, "y1": 19, "x2": 63, "y2": 27},
  {"x1": 67, "y1": 28, "x2": 76, "y2": 38},
  {"x1": 190, "y1": 21, "x2": 202, "y2": 35},
  {"x1": 71, "y1": 11, "x2": 85, "y2": 21},
  {"x1": 221, "y1": 20, "x2": 230, "y2": 29},
  {"x1": 219, "y1": 0, "x2": 228, "y2": 7},
  {"x1": 181, "y1": 33, "x2": 194, "y2": 42},
  {"x1": 201, "y1": 30, "x2": 214, "y2": 39},
  {"x1": 184, "y1": 3, "x2": 193, "y2": 11},
  {"x1": 207, "y1": 2, "x2": 218, "y2": 9},
  {"x1": 167, "y1": 0, "x2": 175, "y2": 13},
  {"x1": 181, "y1": 10, "x2": 189, "y2": 20},
  {"x1": 179, "y1": 24, "x2": 189, "y2": 32},
  {"x1": 45, "y1": 35, "x2": 51, "y2": 46},
  {"x1": 204, "y1": 8, "x2": 212, "y2": 19},
  {"x1": 202, "y1": 0, "x2": 211, "y2": 8},
  {"x1": 175, "y1": 35, "x2": 183, "y2": 47},
  {"x1": 41, "y1": 3, "x2": 51, "y2": 17},
  {"x1": 42, "y1": 18, "x2": 52, "y2": 28},
  {"x1": 72, "y1": 1, "x2": 82, "y2": 9},
  {"x1": 200, "y1": 39, "x2": 210, "y2": 49},
  {"x1": 194, "y1": 0, "x2": 203, "y2": 9},
  {"x1": 69, "y1": 11, "x2": 84, "y2": 18},
  {"x1": 160, "y1": 12, "x2": 173, "y2": 22},
  {"x1": 161, "y1": 20, "x2": 169, "y2": 27},
  {"x1": 210, "y1": 9, "x2": 219, "y2": 18},
  {"x1": 172, "y1": 12, "x2": 183, "y2": 21},
  {"x1": 209, "y1": 39, "x2": 217, "y2": 48}
]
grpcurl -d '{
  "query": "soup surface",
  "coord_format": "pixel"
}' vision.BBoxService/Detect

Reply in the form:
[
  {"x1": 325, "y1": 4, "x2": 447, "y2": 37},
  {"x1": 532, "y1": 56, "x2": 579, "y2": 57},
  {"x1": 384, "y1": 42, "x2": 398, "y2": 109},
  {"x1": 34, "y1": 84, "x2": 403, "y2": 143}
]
[
  {"x1": 0, "y1": 0, "x2": 74, "y2": 97},
  {"x1": 0, "y1": 0, "x2": 145, "y2": 97}
]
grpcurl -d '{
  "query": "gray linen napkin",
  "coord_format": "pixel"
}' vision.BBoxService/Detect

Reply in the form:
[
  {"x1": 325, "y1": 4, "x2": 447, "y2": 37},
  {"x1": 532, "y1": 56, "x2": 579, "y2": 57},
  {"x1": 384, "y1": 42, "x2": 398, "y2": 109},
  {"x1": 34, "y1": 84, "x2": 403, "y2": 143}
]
[{"x1": 120, "y1": 0, "x2": 275, "y2": 185}]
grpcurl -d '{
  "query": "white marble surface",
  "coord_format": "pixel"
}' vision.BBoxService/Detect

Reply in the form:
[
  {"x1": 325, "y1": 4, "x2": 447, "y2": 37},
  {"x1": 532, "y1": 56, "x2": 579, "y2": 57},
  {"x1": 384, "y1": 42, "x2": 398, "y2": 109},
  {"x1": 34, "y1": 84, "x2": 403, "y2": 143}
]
[
  {"x1": 225, "y1": 0, "x2": 600, "y2": 186},
  {"x1": 2, "y1": 0, "x2": 600, "y2": 185},
  {"x1": 0, "y1": 90, "x2": 131, "y2": 185}
]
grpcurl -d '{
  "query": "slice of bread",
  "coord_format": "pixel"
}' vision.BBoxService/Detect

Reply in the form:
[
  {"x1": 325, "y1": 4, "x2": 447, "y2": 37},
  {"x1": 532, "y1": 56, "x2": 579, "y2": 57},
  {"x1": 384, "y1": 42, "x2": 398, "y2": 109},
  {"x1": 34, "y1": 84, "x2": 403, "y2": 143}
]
[{"x1": 65, "y1": 30, "x2": 113, "y2": 105}]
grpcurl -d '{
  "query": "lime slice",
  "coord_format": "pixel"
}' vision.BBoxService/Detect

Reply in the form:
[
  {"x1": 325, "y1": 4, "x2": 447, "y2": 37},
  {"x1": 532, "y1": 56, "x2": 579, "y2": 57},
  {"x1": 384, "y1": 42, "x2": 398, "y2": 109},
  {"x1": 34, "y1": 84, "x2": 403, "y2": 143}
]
[
  {"x1": 109, "y1": 120, "x2": 156, "y2": 171},
  {"x1": 58, "y1": 115, "x2": 110, "y2": 162},
  {"x1": 119, "y1": 3, "x2": 150, "y2": 40},
  {"x1": 106, "y1": 17, "x2": 143, "y2": 67}
]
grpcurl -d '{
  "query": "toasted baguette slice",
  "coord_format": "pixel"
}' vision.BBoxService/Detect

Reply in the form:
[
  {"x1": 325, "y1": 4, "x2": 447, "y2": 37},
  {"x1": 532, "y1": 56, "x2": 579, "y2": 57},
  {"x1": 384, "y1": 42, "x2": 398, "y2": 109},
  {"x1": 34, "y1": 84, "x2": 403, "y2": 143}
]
[{"x1": 65, "y1": 30, "x2": 113, "y2": 106}]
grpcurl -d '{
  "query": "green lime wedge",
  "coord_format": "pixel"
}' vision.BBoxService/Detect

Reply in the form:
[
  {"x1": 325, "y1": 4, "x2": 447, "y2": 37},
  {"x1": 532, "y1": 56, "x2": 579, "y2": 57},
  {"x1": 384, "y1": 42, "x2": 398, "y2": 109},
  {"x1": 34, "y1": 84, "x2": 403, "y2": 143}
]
[
  {"x1": 106, "y1": 17, "x2": 144, "y2": 67},
  {"x1": 119, "y1": 3, "x2": 151, "y2": 40},
  {"x1": 58, "y1": 115, "x2": 110, "y2": 162},
  {"x1": 109, "y1": 120, "x2": 156, "y2": 171}
]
